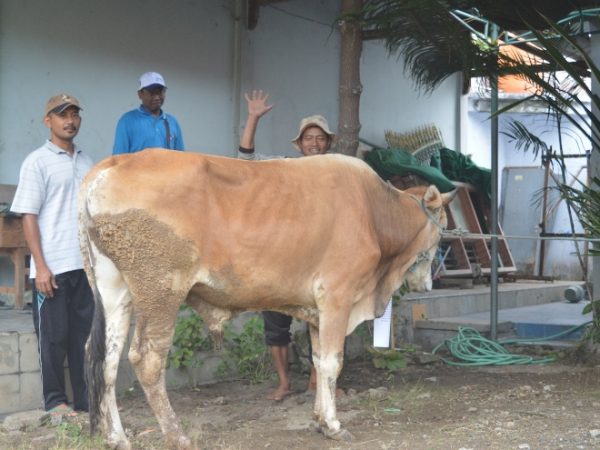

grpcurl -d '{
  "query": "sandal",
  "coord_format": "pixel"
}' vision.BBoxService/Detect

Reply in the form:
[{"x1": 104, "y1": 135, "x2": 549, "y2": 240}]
[{"x1": 48, "y1": 403, "x2": 77, "y2": 417}]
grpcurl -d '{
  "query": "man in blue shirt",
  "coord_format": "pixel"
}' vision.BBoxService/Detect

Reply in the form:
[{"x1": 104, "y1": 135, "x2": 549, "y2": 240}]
[{"x1": 113, "y1": 72, "x2": 184, "y2": 154}]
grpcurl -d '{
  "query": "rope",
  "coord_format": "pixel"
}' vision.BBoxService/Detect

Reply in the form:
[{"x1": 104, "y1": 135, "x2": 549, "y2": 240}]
[{"x1": 431, "y1": 324, "x2": 592, "y2": 366}]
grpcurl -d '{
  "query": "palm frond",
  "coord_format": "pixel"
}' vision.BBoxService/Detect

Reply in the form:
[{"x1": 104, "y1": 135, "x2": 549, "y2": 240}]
[
  {"x1": 502, "y1": 121, "x2": 550, "y2": 157},
  {"x1": 496, "y1": 15, "x2": 600, "y2": 148},
  {"x1": 360, "y1": 0, "x2": 493, "y2": 93},
  {"x1": 558, "y1": 177, "x2": 600, "y2": 254}
]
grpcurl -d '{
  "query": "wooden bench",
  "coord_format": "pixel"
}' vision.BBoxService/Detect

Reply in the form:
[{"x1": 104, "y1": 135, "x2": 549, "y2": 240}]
[{"x1": 0, "y1": 184, "x2": 30, "y2": 309}]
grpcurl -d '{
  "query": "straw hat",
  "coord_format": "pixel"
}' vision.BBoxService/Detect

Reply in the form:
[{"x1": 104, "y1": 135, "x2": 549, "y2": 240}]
[{"x1": 291, "y1": 115, "x2": 336, "y2": 151}]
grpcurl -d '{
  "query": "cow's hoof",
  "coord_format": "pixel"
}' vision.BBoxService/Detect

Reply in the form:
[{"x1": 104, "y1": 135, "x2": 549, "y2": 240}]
[
  {"x1": 107, "y1": 433, "x2": 131, "y2": 450},
  {"x1": 108, "y1": 439, "x2": 131, "y2": 450},
  {"x1": 166, "y1": 434, "x2": 192, "y2": 449},
  {"x1": 309, "y1": 420, "x2": 322, "y2": 433},
  {"x1": 323, "y1": 427, "x2": 354, "y2": 442}
]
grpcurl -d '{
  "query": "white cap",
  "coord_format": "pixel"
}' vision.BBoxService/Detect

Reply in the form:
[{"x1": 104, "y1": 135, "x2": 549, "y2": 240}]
[{"x1": 138, "y1": 72, "x2": 166, "y2": 90}]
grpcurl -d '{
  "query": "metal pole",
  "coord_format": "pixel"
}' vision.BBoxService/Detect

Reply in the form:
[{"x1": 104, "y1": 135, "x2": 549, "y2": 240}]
[
  {"x1": 490, "y1": 24, "x2": 499, "y2": 340},
  {"x1": 538, "y1": 151, "x2": 550, "y2": 277}
]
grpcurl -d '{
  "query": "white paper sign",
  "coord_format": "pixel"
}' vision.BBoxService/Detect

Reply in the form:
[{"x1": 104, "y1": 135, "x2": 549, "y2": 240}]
[{"x1": 373, "y1": 299, "x2": 392, "y2": 348}]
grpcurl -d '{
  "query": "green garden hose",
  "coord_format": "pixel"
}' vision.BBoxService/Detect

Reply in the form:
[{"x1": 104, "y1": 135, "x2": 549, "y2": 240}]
[{"x1": 431, "y1": 323, "x2": 592, "y2": 366}]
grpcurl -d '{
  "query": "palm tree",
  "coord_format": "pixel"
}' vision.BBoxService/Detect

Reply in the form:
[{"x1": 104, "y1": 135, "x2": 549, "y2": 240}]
[
  {"x1": 361, "y1": 1, "x2": 600, "y2": 343},
  {"x1": 494, "y1": 15, "x2": 600, "y2": 343}
]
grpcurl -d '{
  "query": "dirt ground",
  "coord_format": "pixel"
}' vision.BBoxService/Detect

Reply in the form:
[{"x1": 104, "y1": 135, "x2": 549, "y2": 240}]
[{"x1": 3, "y1": 351, "x2": 600, "y2": 450}]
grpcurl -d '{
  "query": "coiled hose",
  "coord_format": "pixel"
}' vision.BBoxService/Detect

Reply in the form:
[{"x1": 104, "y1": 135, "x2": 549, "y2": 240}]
[{"x1": 431, "y1": 322, "x2": 592, "y2": 366}]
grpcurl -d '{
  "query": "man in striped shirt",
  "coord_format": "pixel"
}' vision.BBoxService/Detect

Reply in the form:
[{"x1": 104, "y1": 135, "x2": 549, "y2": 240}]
[{"x1": 11, "y1": 94, "x2": 95, "y2": 416}]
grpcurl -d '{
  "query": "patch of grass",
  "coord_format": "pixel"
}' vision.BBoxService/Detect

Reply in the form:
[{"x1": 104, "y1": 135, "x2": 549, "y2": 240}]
[{"x1": 48, "y1": 421, "x2": 105, "y2": 449}]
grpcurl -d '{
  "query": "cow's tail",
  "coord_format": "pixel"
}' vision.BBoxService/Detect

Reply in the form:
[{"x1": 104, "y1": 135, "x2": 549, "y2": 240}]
[
  {"x1": 86, "y1": 286, "x2": 106, "y2": 435},
  {"x1": 80, "y1": 186, "x2": 106, "y2": 436}
]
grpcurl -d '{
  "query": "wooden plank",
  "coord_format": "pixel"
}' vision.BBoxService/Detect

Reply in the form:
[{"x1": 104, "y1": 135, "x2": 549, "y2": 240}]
[
  {"x1": 439, "y1": 183, "x2": 516, "y2": 279},
  {"x1": 0, "y1": 247, "x2": 30, "y2": 309},
  {"x1": 0, "y1": 216, "x2": 27, "y2": 248}
]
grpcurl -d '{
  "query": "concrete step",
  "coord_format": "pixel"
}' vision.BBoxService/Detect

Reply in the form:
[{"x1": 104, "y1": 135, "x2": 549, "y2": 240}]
[
  {"x1": 403, "y1": 280, "x2": 586, "y2": 319},
  {"x1": 412, "y1": 300, "x2": 592, "y2": 350},
  {"x1": 396, "y1": 280, "x2": 589, "y2": 350},
  {"x1": 424, "y1": 300, "x2": 591, "y2": 334}
]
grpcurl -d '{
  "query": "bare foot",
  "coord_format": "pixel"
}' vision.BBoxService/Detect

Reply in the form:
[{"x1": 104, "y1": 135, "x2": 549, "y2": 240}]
[{"x1": 266, "y1": 386, "x2": 293, "y2": 402}]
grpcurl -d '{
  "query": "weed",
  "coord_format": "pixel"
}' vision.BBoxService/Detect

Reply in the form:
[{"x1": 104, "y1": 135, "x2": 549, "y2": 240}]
[
  {"x1": 216, "y1": 314, "x2": 272, "y2": 384},
  {"x1": 582, "y1": 300, "x2": 600, "y2": 343},
  {"x1": 368, "y1": 347, "x2": 408, "y2": 372},
  {"x1": 168, "y1": 305, "x2": 212, "y2": 369},
  {"x1": 47, "y1": 421, "x2": 105, "y2": 449}
]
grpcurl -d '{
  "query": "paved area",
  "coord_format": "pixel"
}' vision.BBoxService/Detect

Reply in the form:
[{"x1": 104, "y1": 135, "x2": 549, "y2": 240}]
[
  {"x1": 430, "y1": 300, "x2": 593, "y2": 340},
  {"x1": 0, "y1": 306, "x2": 33, "y2": 333}
]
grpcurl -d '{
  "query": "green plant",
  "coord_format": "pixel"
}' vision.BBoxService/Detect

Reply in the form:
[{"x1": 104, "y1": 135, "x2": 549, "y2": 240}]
[
  {"x1": 582, "y1": 300, "x2": 600, "y2": 343},
  {"x1": 56, "y1": 422, "x2": 82, "y2": 439},
  {"x1": 216, "y1": 314, "x2": 272, "y2": 384},
  {"x1": 168, "y1": 305, "x2": 212, "y2": 369},
  {"x1": 353, "y1": 321, "x2": 373, "y2": 341},
  {"x1": 48, "y1": 421, "x2": 105, "y2": 449},
  {"x1": 368, "y1": 347, "x2": 407, "y2": 371},
  {"x1": 392, "y1": 286, "x2": 407, "y2": 304}
]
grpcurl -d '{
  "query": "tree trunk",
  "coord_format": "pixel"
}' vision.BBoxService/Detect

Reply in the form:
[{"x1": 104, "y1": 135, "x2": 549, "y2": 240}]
[{"x1": 337, "y1": 0, "x2": 363, "y2": 156}]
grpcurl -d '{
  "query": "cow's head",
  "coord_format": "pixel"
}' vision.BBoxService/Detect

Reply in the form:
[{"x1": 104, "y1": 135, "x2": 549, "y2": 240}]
[{"x1": 404, "y1": 185, "x2": 455, "y2": 292}]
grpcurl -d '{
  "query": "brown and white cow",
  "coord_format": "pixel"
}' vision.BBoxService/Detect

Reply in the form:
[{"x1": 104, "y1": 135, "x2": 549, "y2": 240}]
[{"x1": 80, "y1": 149, "x2": 453, "y2": 449}]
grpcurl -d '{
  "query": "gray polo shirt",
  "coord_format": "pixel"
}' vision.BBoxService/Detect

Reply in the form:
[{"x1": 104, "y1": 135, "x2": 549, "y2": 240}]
[{"x1": 11, "y1": 140, "x2": 94, "y2": 278}]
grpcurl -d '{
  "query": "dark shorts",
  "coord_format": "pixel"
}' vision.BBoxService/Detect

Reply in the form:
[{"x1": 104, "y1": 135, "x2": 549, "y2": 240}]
[{"x1": 263, "y1": 311, "x2": 293, "y2": 346}]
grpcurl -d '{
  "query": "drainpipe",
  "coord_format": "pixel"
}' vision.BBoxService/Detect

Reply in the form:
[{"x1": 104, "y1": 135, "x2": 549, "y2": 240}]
[
  {"x1": 231, "y1": 0, "x2": 243, "y2": 156},
  {"x1": 455, "y1": 72, "x2": 464, "y2": 154}
]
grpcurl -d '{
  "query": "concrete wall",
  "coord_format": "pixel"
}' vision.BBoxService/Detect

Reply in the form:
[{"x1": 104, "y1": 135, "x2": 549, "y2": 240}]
[
  {"x1": 0, "y1": 0, "x2": 461, "y2": 291},
  {"x1": 0, "y1": 327, "x2": 42, "y2": 414},
  {"x1": 0, "y1": 0, "x2": 459, "y2": 180},
  {"x1": 464, "y1": 94, "x2": 589, "y2": 280},
  {"x1": 237, "y1": 1, "x2": 342, "y2": 157},
  {"x1": 0, "y1": 0, "x2": 238, "y2": 181},
  {"x1": 360, "y1": 41, "x2": 462, "y2": 151}
]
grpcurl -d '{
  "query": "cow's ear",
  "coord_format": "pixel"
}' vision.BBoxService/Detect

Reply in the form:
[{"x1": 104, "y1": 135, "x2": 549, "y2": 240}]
[
  {"x1": 441, "y1": 189, "x2": 457, "y2": 206},
  {"x1": 423, "y1": 185, "x2": 442, "y2": 209}
]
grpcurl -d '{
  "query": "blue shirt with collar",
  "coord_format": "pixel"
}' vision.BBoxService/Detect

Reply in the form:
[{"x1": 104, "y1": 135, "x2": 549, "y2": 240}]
[{"x1": 112, "y1": 105, "x2": 185, "y2": 154}]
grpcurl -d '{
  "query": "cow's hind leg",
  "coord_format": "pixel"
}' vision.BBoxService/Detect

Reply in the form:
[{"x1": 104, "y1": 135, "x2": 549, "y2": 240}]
[
  {"x1": 128, "y1": 291, "x2": 191, "y2": 449},
  {"x1": 88, "y1": 251, "x2": 134, "y2": 450},
  {"x1": 308, "y1": 323, "x2": 323, "y2": 423}
]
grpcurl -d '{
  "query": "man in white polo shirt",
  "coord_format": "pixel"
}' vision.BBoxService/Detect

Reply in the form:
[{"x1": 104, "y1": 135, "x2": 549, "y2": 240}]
[{"x1": 11, "y1": 94, "x2": 95, "y2": 416}]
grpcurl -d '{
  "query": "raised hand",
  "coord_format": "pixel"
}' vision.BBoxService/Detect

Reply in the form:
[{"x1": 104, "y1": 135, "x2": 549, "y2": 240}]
[{"x1": 245, "y1": 90, "x2": 274, "y2": 118}]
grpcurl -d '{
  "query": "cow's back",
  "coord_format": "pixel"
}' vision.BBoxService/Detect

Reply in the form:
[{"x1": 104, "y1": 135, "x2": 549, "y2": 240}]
[{"x1": 82, "y1": 149, "x2": 390, "y2": 243}]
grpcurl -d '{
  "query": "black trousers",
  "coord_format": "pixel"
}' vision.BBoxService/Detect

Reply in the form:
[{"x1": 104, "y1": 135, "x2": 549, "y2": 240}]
[
  {"x1": 263, "y1": 311, "x2": 293, "y2": 346},
  {"x1": 262, "y1": 313, "x2": 343, "y2": 367},
  {"x1": 32, "y1": 269, "x2": 94, "y2": 411}
]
